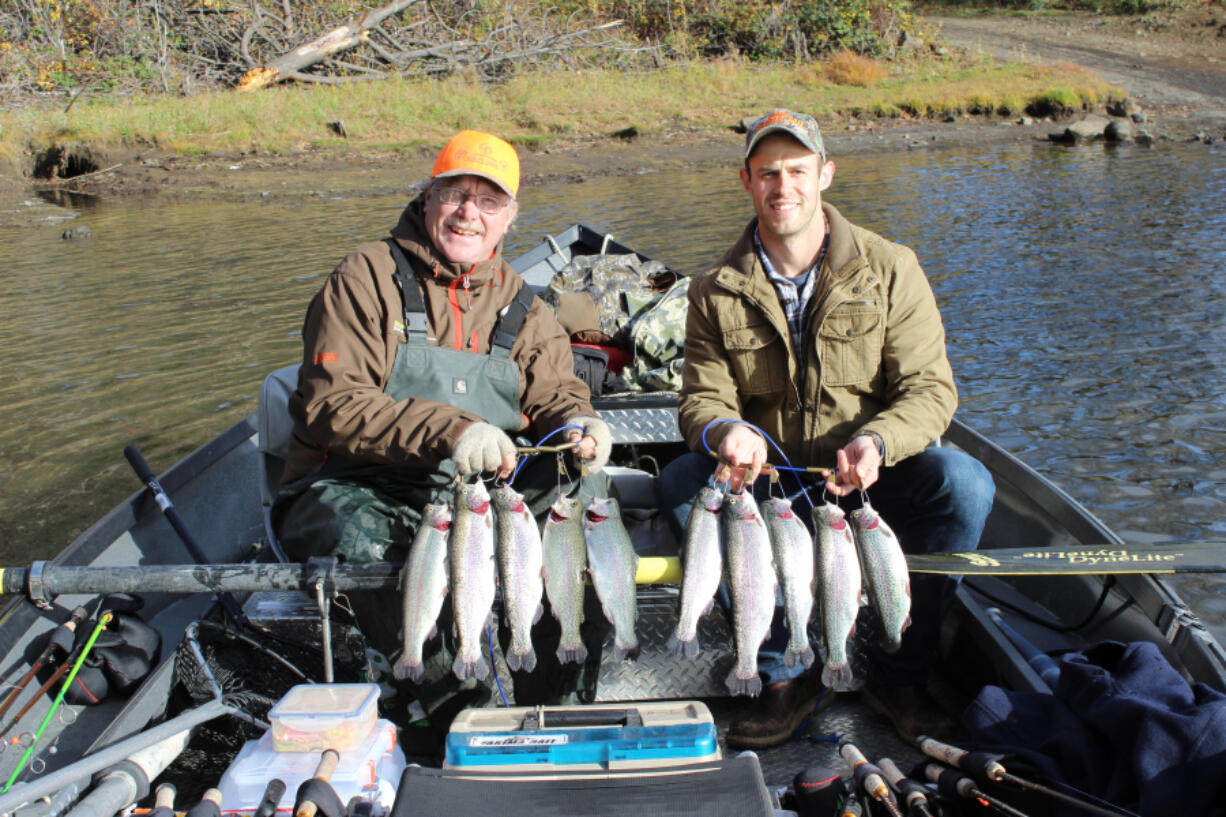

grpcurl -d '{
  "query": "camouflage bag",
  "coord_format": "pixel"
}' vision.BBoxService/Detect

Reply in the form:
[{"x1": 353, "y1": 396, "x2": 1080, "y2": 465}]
[
  {"x1": 622, "y1": 277, "x2": 691, "y2": 393},
  {"x1": 544, "y1": 253, "x2": 676, "y2": 346}
]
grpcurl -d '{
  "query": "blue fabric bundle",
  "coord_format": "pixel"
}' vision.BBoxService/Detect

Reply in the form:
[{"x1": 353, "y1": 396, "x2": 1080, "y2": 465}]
[{"x1": 964, "y1": 640, "x2": 1226, "y2": 817}]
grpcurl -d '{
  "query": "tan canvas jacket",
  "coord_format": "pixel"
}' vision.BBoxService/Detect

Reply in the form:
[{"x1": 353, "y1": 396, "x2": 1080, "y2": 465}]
[
  {"x1": 679, "y1": 202, "x2": 958, "y2": 469},
  {"x1": 282, "y1": 196, "x2": 592, "y2": 484}
]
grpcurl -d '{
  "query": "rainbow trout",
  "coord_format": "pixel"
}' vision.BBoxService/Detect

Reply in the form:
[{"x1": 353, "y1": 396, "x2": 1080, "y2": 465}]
[
  {"x1": 449, "y1": 479, "x2": 497, "y2": 680},
  {"x1": 492, "y1": 485, "x2": 545, "y2": 673},
  {"x1": 851, "y1": 500, "x2": 911, "y2": 653},
  {"x1": 393, "y1": 503, "x2": 452, "y2": 684},
  {"x1": 762, "y1": 497, "x2": 816, "y2": 670},
  {"x1": 542, "y1": 493, "x2": 588, "y2": 664},
  {"x1": 722, "y1": 491, "x2": 777, "y2": 697},
  {"x1": 583, "y1": 495, "x2": 640, "y2": 662},
  {"x1": 813, "y1": 501, "x2": 861, "y2": 689},
  {"x1": 668, "y1": 486, "x2": 724, "y2": 658}
]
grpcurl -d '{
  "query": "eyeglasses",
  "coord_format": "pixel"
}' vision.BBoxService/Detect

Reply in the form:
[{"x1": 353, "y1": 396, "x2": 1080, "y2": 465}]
[{"x1": 435, "y1": 185, "x2": 511, "y2": 215}]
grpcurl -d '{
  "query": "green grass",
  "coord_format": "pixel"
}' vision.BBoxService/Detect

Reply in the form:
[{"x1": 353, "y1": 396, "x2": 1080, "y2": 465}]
[{"x1": 0, "y1": 55, "x2": 1121, "y2": 169}]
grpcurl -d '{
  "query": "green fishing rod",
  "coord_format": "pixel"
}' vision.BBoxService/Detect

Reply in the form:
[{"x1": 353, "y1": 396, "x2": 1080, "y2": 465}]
[
  {"x1": 2, "y1": 612, "x2": 113, "y2": 793},
  {"x1": 0, "y1": 607, "x2": 87, "y2": 727}
]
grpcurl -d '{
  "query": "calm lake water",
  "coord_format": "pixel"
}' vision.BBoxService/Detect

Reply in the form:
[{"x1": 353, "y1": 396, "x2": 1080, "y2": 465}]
[{"x1": 3, "y1": 137, "x2": 1226, "y2": 641}]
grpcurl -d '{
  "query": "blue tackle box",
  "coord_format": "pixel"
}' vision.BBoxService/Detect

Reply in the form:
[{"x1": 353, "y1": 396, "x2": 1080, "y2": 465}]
[{"x1": 444, "y1": 701, "x2": 721, "y2": 771}]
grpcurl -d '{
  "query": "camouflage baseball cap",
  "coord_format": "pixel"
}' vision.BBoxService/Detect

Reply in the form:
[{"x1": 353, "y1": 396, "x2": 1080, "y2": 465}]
[{"x1": 744, "y1": 109, "x2": 825, "y2": 160}]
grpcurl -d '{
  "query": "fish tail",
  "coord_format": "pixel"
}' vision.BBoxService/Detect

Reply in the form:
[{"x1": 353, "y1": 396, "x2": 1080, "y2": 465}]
[
  {"x1": 787, "y1": 645, "x2": 816, "y2": 669},
  {"x1": 556, "y1": 642, "x2": 588, "y2": 665},
  {"x1": 452, "y1": 652, "x2": 489, "y2": 681},
  {"x1": 667, "y1": 633, "x2": 700, "y2": 659},
  {"x1": 614, "y1": 640, "x2": 641, "y2": 662},
  {"x1": 392, "y1": 655, "x2": 423, "y2": 683},
  {"x1": 822, "y1": 661, "x2": 854, "y2": 691},
  {"x1": 725, "y1": 669, "x2": 763, "y2": 698}
]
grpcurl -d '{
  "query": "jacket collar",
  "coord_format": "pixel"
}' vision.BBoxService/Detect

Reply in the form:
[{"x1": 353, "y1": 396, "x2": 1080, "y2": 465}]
[
  {"x1": 389, "y1": 194, "x2": 506, "y2": 286},
  {"x1": 716, "y1": 202, "x2": 864, "y2": 292}
]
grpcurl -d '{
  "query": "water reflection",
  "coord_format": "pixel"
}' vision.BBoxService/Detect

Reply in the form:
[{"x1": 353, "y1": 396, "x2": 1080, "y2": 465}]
[{"x1": 2, "y1": 140, "x2": 1225, "y2": 643}]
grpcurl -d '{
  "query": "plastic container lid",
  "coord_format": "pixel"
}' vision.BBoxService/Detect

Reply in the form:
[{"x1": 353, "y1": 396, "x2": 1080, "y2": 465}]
[{"x1": 269, "y1": 683, "x2": 380, "y2": 753}]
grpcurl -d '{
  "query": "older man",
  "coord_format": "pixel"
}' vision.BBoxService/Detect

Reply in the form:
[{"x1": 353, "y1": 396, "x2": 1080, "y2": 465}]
[
  {"x1": 657, "y1": 110, "x2": 995, "y2": 746},
  {"x1": 275, "y1": 130, "x2": 611, "y2": 716}
]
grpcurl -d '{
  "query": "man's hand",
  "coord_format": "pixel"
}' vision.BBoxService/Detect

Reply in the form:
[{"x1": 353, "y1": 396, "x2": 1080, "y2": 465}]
[
  {"x1": 566, "y1": 415, "x2": 612, "y2": 473},
  {"x1": 716, "y1": 424, "x2": 767, "y2": 493},
  {"x1": 827, "y1": 434, "x2": 882, "y2": 496},
  {"x1": 452, "y1": 421, "x2": 516, "y2": 478}
]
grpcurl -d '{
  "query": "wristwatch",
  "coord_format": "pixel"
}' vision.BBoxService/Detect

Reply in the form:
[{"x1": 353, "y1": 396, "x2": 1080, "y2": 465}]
[{"x1": 856, "y1": 431, "x2": 886, "y2": 461}]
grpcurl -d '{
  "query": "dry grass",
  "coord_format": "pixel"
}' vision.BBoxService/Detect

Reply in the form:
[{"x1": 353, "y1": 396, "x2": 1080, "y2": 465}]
[
  {"x1": 0, "y1": 55, "x2": 1122, "y2": 167},
  {"x1": 825, "y1": 51, "x2": 890, "y2": 86}
]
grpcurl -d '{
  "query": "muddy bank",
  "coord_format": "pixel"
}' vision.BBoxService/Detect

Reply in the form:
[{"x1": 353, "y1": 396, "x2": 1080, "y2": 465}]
[{"x1": 10, "y1": 107, "x2": 1224, "y2": 209}]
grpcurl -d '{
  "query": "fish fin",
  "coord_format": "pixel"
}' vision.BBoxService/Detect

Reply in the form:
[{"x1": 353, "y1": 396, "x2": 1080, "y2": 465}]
[
  {"x1": 724, "y1": 669, "x2": 763, "y2": 698},
  {"x1": 614, "y1": 641, "x2": 641, "y2": 662},
  {"x1": 600, "y1": 603, "x2": 616, "y2": 627},
  {"x1": 506, "y1": 650, "x2": 522, "y2": 672},
  {"x1": 556, "y1": 643, "x2": 588, "y2": 665},
  {"x1": 428, "y1": 622, "x2": 438, "y2": 640},
  {"x1": 822, "y1": 662, "x2": 854, "y2": 691},
  {"x1": 667, "y1": 633, "x2": 700, "y2": 658},
  {"x1": 392, "y1": 656, "x2": 414, "y2": 682},
  {"x1": 783, "y1": 650, "x2": 798, "y2": 669},
  {"x1": 520, "y1": 648, "x2": 537, "y2": 673},
  {"x1": 800, "y1": 645, "x2": 816, "y2": 669},
  {"x1": 533, "y1": 603, "x2": 544, "y2": 624}
]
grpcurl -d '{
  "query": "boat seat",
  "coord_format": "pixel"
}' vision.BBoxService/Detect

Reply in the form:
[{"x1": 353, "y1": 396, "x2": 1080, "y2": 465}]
[{"x1": 257, "y1": 363, "x2": 300, "y2": 562}]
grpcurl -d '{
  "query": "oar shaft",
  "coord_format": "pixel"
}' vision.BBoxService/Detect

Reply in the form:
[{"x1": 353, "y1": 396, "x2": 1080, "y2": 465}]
[
  {"x1": 124, "y1": 445, "x2": 248, "y2": 626},
  {"x1": 1, "y1": 563, "x2": 401, "y2": 596}
]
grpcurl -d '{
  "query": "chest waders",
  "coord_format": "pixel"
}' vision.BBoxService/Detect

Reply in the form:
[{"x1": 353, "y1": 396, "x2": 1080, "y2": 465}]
[
  {"x1": 275, "y1": 241, "x2": 536, "y2": 561},
  {"x1": 383, "y1": 239, "x2": 530, "y2": 433}
]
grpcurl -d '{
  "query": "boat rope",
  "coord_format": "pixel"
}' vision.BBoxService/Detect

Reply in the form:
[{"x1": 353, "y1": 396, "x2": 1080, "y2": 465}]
[
  {"x1": 2, "y1": 611, "x2": 113, "y2": 793},
  {"x1": 488, "y1": 625, "x2": 509, "y2": 707}
]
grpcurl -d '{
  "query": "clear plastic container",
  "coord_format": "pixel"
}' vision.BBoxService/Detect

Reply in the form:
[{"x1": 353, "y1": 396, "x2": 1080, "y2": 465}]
[
  {"x1": 217, "y1": 719, "x2": 405, "y2": 815},
  {"x1": 268, "y1": 683, "x2": 380, "y2": 753}
]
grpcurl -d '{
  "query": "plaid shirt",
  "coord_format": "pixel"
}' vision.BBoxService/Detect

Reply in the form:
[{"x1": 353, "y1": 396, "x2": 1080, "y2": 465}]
[{"x1": 755, "y1": 226, "x2": 828, "y2": 360}]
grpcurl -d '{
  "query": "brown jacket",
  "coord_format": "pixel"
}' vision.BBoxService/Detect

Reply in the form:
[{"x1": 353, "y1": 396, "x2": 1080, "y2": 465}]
[
  {"x1": 282, "y1": 196, "x2": 592, "y2": 484},
  {"x1": 679, "y1": 203, "x2": 957, "y2": 469}
]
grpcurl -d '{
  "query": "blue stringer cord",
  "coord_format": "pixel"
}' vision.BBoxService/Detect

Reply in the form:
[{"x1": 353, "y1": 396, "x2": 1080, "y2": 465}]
[
  {"x1": 508, "y1": 424, "x2": 583, "y2": 485},
  {"x1": 701, "y1": 418, "x2": 815, "y2": 505}
]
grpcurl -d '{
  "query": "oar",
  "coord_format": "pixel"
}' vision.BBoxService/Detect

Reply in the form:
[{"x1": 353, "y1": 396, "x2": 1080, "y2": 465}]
[
  {"x1": 4, "y1": 540, "x2": 1226, "y2": 601},
  {"x1": 123, "y1": 445, "x2": 247, "y2": 627}
]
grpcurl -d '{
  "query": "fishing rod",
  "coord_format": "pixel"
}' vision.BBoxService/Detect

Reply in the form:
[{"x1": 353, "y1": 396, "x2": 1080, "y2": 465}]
[
  {"x1": 2, "y1": 613, "x2": 113, "y2": 793},
  {"x1": 923, "y1": 763, "x2": 1031, "y2": 817},
  {"x1": 877, "y1": 757, "x2": 936, "y2": 817},
  {"x1": 839, "y1": 742, "x2": 903, "y2": 817},
  {"x1": 0, "y1": 607, "x2": 87, "y2": 725},
  {"x1": 917, "y1": 736, "x2": 1138, "y2": 817}
]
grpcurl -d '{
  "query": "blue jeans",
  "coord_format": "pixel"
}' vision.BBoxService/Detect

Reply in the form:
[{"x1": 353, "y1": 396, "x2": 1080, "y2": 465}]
[{"x1": 655, "y1": 445, "x2": 995, "y2": 686}]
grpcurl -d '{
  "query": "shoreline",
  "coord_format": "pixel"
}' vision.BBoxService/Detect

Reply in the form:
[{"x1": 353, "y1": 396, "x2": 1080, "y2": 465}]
[{"x1": 13, "y1": 107, "x2": 1223, "y2": 207}]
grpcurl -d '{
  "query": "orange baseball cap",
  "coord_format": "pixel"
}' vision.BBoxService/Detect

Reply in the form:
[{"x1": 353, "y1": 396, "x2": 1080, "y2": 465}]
[{"x1": 431, "y1": 130, "x2": 520, "y2": 198}]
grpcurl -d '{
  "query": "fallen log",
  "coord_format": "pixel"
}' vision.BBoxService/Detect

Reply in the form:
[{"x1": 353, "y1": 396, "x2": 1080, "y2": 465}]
[{"x1": 237, "y1": 0, "x2": 420, "y2": 91}]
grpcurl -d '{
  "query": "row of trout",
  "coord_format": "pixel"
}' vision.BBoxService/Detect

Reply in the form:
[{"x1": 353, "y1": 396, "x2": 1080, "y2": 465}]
[
  {"x1": 672, "y1": 489, "x2": 912, "y2": 697},
  {"x1": 393, "y1": 481, "x2": 640, "y2": 684},
  {"x1": 392, "y1": 479, "x2": 911, "y2": 698}
]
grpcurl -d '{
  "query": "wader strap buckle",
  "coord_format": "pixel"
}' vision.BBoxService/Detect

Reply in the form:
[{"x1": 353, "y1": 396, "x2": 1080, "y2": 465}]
[{"x1": 386, "y1": 240, "x2": 430, "y2": 346}]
